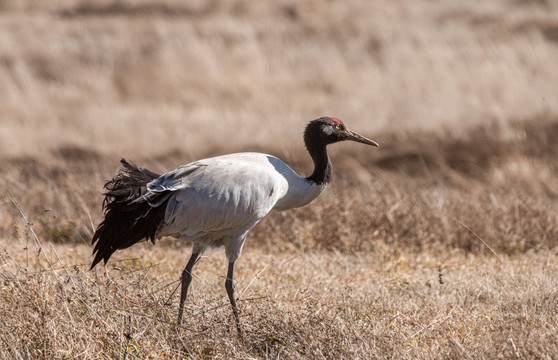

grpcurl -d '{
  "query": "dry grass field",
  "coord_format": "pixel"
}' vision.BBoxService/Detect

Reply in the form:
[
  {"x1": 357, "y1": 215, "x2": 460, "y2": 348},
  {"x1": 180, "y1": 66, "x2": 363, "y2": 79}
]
[{"x1": 1, "y1": 0, "x2": 558, "y2": 358}]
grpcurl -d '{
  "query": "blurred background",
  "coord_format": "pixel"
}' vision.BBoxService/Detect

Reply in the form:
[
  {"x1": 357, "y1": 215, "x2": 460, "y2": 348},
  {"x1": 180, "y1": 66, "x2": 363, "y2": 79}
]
[{"x1": 1, "y1": 0, "x2": 557, "y2": 160}]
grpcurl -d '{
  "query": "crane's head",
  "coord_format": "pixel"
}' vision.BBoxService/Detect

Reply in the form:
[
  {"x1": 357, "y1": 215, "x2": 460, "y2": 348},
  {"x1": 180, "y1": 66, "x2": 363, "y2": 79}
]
[{"x1": 305, "y1": 117, "x2": 380, "y2": 148}]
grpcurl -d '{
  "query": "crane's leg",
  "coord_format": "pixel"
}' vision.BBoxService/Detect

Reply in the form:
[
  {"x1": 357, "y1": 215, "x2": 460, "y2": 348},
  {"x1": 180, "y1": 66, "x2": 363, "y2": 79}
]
[
  {"x1": 225, "y1": 261, "x2": 242, "y2": 337},
  {"x1": 177, "y1": 252, "x2": 200, "y2": 324}
]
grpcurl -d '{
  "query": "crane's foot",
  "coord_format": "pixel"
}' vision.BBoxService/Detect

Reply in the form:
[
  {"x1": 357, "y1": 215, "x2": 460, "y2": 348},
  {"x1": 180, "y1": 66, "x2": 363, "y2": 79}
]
[
  {"x1": 176, "y1": 303, "x2": 185, "y2": 325},
  {"x1": 232, "y1": 306, "x2": 243, "y2": 339}
]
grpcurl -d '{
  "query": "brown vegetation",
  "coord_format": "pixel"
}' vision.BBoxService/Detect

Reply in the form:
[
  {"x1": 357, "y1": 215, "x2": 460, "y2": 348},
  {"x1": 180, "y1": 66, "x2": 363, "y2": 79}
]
[{"x1": 1, "y1": 0, "x2": 558, "y2": 358}]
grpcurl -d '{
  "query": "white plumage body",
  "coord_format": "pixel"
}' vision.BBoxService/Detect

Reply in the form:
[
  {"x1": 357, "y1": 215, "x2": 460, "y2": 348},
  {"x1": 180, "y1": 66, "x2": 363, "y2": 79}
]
[{"x1": 148, "y1": 152, "x2": 325, "y2": 261}]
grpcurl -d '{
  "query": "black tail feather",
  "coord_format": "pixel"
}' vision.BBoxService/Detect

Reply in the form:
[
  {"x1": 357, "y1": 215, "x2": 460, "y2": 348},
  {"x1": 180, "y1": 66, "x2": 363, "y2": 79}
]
[{"x1": 90, "y1": 159, "x2": 170, "y2": 269}]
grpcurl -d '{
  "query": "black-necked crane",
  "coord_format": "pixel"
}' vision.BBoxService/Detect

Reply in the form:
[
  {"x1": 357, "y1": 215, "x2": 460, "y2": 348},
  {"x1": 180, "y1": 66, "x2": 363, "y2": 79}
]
[{"x1": 90, "y1": 117, "x2": 379, "y2": 333}]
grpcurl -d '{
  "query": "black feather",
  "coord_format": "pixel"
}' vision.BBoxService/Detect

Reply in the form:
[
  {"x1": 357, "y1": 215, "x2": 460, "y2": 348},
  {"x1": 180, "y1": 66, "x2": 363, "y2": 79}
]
[{"x1": 90, "y1": 159, "x2": 170, "y2": 269}]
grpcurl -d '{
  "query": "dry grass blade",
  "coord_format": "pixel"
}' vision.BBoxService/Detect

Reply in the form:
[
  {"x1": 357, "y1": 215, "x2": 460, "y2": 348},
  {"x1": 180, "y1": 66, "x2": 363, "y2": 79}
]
[
  {"x1": 409, "y1": 308, "x2": 456, "y2": 339},
  {"x1": 7, "y1": 192, "x2": 62, "y2": 284},
  {"x1": 449, "y1": 216, "x2": 503, "y2": 264},
  {"x1": 238, "y1": 261, "x2": 273, "y2": 301}
]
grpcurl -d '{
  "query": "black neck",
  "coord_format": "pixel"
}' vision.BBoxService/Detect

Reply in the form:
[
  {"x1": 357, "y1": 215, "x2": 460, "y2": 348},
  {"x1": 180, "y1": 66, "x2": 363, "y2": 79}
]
[{"x1": 304, "y1": 134, "x2": 332, "y2": 185}]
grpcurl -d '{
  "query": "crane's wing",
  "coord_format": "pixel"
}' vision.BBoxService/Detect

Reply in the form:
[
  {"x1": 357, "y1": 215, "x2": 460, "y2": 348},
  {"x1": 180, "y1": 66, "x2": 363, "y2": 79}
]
[
  {"x1": 140, "y1": 163, "x2": 206, "y2": 206},
  {"x1": 153, "y1": 155, "x2": 287, "y2": 238}
]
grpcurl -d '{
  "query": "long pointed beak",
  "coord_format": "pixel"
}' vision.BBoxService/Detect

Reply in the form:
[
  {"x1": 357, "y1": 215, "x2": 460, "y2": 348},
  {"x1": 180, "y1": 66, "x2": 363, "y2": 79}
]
[{"x1": 346, "y1": 129, "x2": 380, "y2": 147}]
